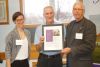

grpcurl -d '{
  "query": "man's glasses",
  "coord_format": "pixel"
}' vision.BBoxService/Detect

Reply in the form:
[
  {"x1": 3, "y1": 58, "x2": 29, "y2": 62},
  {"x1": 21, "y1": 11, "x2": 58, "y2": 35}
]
[{"x1": 73, "y1": 8, "x2": 83, "y2": 11}]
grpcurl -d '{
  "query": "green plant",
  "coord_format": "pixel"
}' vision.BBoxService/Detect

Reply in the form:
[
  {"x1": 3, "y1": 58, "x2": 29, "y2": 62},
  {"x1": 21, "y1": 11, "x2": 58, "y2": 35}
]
[{"x1": 92, "y1": 46, "x2": 100, "y2": 63}]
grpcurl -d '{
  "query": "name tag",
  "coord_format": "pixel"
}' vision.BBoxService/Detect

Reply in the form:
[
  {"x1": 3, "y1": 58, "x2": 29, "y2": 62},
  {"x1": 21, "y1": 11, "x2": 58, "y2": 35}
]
[
  {"x1": 16, "y1": 40, "x2": 24, "y2": 45},
  {"x1": 75, "y1": 33, "x2": 83, "y2": 39}
]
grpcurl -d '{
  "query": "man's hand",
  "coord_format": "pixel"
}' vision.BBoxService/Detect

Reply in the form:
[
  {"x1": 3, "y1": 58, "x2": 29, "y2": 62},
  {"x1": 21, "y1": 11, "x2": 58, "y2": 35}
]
[
  {"x1": 35, "y1": 36, "x2": 44, "y2": 51},
  {"x1": 39, "y1": 36, "x2": 44, "y2": 45},
  {"x1": 61, "y1": 47, "x2": 71, "y2": 55}
]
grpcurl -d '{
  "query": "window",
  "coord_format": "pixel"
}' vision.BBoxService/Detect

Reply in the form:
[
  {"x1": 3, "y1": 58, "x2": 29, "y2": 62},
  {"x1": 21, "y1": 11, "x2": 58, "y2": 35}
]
[
  {"x1": 55, "y1": 0, "x2": 76, "y2": 23},
  {"x1": 23, "y1": 0, "x2": 76, "y2": 24}
]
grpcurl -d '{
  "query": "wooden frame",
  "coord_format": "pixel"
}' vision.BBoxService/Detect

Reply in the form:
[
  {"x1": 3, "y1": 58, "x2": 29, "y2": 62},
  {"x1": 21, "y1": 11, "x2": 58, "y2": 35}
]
[
  {"x1": 0, "y1": 0, "x2": 9, "y2": 25},
  {"x1": 19, "y1": 0, "x2": 23, "y2": 13}
]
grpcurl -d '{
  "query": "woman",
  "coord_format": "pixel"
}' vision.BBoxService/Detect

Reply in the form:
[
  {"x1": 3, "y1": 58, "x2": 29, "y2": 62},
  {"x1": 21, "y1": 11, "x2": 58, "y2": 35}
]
[{"x1": 5, "y1": 12, "x2": 31, "y2": 67}]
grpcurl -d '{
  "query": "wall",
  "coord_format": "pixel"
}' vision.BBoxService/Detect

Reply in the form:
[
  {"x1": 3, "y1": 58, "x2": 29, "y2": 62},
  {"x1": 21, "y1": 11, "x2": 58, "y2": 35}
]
[
  {"x1": 84, "y1": 0, "x2": 100, "y2": 34},
  {"x1": 0, "y1": 0, "x2": 20, "y2": 67},
  {"x1": 84, "y1": 0, "x2": 100, "y2": 16},
  {"x1": 89, "y1": 15, "x2": 100, "y2": 34}
]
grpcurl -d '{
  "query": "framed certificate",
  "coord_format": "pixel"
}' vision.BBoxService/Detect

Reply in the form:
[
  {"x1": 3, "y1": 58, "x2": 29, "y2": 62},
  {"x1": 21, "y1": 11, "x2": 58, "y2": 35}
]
[{"x1": 42, "y1": 24, "x2": 64, "y2": 51}]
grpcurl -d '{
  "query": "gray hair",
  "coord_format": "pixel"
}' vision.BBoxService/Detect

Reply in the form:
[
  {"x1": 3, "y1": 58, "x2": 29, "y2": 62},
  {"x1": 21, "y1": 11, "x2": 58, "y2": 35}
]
[
  {"x1": 73, "y1": 1, "x2": 85, "y2": 10},
  {"x1": 43, "y1": 6, "x2": 55, "y2": 13}
]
